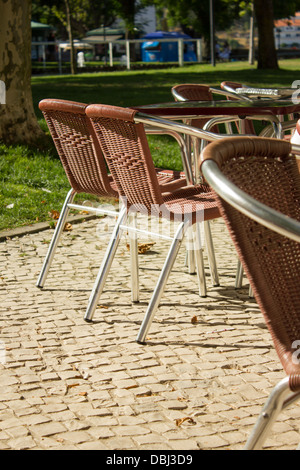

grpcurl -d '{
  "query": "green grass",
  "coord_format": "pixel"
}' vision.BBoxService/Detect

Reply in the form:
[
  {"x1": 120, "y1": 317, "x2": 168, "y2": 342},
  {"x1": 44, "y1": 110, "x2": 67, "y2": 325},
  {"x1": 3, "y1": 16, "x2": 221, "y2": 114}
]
[
  {"x1": 0, "y1": 143, "x2": 68, "y2": 230},
  {"x1": 1, "y1": 59, "x2": 300, "y2": 231}
]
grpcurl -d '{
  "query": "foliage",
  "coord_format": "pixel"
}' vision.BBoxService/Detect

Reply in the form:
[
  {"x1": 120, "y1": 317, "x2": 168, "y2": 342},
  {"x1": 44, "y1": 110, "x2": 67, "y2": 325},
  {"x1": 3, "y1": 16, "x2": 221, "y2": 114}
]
[{"x1": 32, "y1": 0, "x2": 117, "y2": 38}]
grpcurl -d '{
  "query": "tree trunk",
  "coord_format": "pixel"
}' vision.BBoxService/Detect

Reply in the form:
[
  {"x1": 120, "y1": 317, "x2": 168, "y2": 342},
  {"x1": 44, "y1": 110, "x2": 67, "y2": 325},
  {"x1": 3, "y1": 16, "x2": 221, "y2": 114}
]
[
  {"x1": 0, "y1": 0, "x2": 46, "y2": 146},
  {"x1": 64, "y1": 0, "x2": 77, "y2": 75},
  {"x1": 253, "y1": 0, "x2": 278, "y2": 69}
]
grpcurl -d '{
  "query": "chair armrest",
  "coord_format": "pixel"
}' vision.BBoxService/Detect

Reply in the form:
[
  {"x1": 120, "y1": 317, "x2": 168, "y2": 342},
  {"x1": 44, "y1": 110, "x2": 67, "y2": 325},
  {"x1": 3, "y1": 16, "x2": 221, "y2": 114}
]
[
  {"x1": 209, "y1": 87, "x2": 252, "y2": 102},
  {"x1": 201, "y1": 158, "x2": 300, "y2": 243}
]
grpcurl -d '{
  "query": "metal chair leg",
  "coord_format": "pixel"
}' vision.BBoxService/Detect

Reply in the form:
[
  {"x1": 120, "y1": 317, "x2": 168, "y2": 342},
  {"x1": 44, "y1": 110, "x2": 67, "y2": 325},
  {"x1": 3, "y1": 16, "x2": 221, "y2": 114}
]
[
  {"x1": 235, "y1": 259, "x2": 244, "y2": 288},
  {"x1": 187, "y1": 226, "x2": 196, "y2": 274},
  {"x1": 136, "y1": 221, "x2": 186, "y2": 344},
  {"x1": 129, "y1": 213, "x2": 139, "y2": 303},
  {"x1": 204, "y1": 220, "x2": 219, "y2": 287},
  {"x1": 36, "y1": 189, "x2": 76, "y2": 288},
  {"x1": 84, "y1": 205, "x2": 128, "y2": 322},
  {"x1": 193, "y1": 223, "x2": 207, "y2": 297},
  {"x1": 244, "y1": 377, "x2": 298, "y2": 450}
]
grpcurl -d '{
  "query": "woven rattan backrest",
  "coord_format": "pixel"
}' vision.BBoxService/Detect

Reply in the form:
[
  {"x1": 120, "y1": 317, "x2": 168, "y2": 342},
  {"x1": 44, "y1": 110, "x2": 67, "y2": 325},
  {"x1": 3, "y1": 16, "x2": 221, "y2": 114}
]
[
  {"x1": 171, "y1": 84, "x2": 213, "y2": 101},
  {"x1": 220, "y1": 81, "x2": 242, "y2": 93},
  {"x1": 39, "y1": 99, "x2": 117, "y2": 197},
  {"x1": 201, "y1": 137, "x2": 300, "y2": 380},
  {"x1": 86, "y1": 104, "x2": 164, "y2": 211},
  {"x1": 171, "y1": 84, "x2": 218, "y2": 132}
]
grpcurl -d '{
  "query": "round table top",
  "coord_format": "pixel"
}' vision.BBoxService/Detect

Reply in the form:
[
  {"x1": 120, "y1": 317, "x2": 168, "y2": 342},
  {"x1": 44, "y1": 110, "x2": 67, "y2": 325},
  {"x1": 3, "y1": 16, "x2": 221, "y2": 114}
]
[{"x1": 134, "y1": 99, "x2": 300, "y2": 117}]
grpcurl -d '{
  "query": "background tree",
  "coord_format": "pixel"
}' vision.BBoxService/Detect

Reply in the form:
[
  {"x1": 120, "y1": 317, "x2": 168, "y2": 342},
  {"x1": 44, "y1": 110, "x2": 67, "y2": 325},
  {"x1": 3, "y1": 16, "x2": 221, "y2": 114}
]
[
  {"x1": 0, "y1": 0, "x2": 46, "y2": 146},
  {"x1": 253, "y1": 0, "x2": 279, "y2": 69},
  {"x1": 32, "y1": 0, "x2": 118, "y2": 74},
  {"x1": 146, "y1": 0, "x2": 300, "y2": 68},
  {"x1": 235, "y1": 0, "x2": 300, "y2": 69},
  {"x1": 144, "y1": 0, "x2": 240, "y2": 50}
]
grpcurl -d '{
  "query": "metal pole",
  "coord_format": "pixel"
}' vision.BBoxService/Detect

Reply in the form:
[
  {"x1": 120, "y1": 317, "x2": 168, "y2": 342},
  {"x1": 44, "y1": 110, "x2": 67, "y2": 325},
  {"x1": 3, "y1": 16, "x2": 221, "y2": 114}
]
[
  {"x1": 210, "y1": 0, "x2": 216, "y2": 66},
  {"x1": 178, "y1": 39, "x2": 184, "y2": 66},
  {"x1": 126, "y1": 40, "x2": 131, "y2": 70},
  {"x1": 109, "y1": 42, "x2": 113, "y2": 67},
  {"x1": 249, "y1": 3, "x2": 255, "y2": 65}
]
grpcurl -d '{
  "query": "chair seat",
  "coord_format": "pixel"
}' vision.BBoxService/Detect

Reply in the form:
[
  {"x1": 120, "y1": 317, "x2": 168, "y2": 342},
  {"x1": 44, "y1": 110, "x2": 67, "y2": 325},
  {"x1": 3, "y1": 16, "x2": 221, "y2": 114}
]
[{"x1": 162, "y1": 184, "x2": 221, "y2": 222}]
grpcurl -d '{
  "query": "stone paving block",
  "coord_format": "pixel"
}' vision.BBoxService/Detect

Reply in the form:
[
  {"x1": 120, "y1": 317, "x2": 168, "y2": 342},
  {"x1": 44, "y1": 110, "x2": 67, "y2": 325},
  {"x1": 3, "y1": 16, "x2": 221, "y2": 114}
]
[{"x1": 1, "y1": 218, "x2": 300, "y2": 450}]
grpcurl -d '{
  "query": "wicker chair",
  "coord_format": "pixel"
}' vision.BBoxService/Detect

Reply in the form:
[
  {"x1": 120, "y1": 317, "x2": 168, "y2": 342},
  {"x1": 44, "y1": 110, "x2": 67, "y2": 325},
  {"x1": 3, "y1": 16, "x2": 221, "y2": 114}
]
[
  {"x1": 171, "y1": 83, "x2": 220, "y2": 132},
  {"x1": 201, "y1": 136, "x2": 300, "y2": 449},
  {"x1": 85, "y1": 103, "x2": 221, "y2": 343},
  {"x1": 37, "y1": 99, "x2": 188, "y2": 309},
  {"x1": 171, "y1": 83, "x2": 213, "y2": 102},
  {"x1": 220, "y1": 81, "x2": 256, "y2": 135},
  {"x1": 220, "y1": 80, "x2": 250, "y2": 99}
]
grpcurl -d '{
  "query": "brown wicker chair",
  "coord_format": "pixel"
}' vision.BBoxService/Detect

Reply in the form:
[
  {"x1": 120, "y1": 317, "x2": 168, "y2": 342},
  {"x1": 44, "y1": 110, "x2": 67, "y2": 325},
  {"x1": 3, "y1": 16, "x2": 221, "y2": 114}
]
[
  {"x1": 85, "y1": 103, "x2": 221, "y2": 343},
  {"x1": 220, "y1": 81, "x2": 256, "y2": 135},
  {"x1": 201, "y1": 136, "x2": 300, "y2": 449},
  {"x1": 171, "y1": 83, "x2": 213, "y2": 102},
  {"x1": 171, "y1": 83, "x2": 220, "y2": 133},
  {"x1": 220, "y1": 80, "x2": 249, "y2": 99},
  {"x1": 37, "y1": 99, "x2": 187, "y2": 311}
]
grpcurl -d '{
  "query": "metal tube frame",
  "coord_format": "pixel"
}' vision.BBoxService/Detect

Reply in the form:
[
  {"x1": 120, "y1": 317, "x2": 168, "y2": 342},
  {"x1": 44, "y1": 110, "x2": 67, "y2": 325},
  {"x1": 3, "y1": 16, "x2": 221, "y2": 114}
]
[
  {"x1": 36, "y1": 189, "x2": 76, "y2": 288},
  {"x1": 136, "y1": 221, "x2": 187, "y2": 343},
  {"x1": 245, "y1": 377, "x2": 300, "y2": 450},
  {"x1": 84, "y1": 204, "x2": 128, "y2": 322},
  {"x1": 201, "y1": 159, "x2": 300, "y2": 243}
]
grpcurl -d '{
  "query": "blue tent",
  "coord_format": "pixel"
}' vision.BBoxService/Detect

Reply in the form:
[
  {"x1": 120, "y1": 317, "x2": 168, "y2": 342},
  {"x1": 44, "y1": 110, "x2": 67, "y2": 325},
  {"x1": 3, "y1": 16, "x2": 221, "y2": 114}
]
[{"x1": 141, "y1": 31, "x2": 197, "y2": 62}]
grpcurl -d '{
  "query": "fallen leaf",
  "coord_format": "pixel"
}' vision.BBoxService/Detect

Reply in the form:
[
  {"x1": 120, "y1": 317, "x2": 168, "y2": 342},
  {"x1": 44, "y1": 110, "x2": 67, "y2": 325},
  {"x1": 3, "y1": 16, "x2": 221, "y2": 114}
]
[
  {"x1": 136, "y1": 390, "x2": 158, "y2": 398},
  {"x1": 175, "y1": 417, "x2": 196, "y2": 427},
  {"x1": 63, "y1": 223, "x2": 73, "y2": 231},
  {"x1": 49, "y1": 209, "x2": 60, "y2": 220},
  {"x1": 138, "y1": 242, "x2": 155, "y2": 254},
  {"x1": 67, "y1": 383, "x2": 80, "y2": 390},
  {"x1": 126, "y1": 242, "x2": 156, "y2": 254}
]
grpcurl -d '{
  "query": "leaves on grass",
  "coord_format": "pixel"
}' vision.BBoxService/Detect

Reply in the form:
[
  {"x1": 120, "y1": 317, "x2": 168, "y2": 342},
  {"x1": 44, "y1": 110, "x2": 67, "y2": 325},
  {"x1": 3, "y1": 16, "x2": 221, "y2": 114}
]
[{"x1": 48, "y1": 209, "x2": 60, "y2": 220}]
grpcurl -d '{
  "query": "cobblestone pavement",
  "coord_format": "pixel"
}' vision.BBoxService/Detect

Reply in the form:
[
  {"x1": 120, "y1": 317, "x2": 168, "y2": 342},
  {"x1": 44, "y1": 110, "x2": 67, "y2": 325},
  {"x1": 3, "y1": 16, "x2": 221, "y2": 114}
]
[{"x1": 0, "y1": 215, "x2": 299, "y2": 451}]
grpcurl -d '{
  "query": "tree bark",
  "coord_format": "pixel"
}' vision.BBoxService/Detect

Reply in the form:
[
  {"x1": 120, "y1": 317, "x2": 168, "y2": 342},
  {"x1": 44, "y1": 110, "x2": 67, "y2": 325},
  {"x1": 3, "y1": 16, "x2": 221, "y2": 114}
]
[
  {"x1": 64, "y1": 0, "x2": 77, "y2": 75},
  {"x1": 0, "y1": 0, "x2": 47, "y2": 146},
  {"x1": 253, "y1": 0, "x2": 278, "y2": 69}
]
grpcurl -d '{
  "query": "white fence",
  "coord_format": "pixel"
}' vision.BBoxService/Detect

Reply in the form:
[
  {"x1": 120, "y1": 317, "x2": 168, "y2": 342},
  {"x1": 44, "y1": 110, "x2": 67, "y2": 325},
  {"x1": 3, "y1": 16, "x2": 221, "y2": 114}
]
[{"x1": 32, "y1": 38, "x2": 203, "y2": 73}]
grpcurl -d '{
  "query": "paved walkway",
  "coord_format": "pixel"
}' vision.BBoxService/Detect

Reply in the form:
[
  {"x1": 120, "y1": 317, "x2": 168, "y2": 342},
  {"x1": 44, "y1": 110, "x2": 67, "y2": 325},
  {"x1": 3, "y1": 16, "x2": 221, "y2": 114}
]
[{"x1": 0, "y1": 215, "x2": 299, "y2": 450}]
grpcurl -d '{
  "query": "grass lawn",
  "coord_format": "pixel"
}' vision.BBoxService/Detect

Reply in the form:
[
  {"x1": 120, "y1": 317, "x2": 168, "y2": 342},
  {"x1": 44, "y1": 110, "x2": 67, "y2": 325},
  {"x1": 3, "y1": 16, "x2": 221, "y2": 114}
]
[{"x1": 1, "y1": 59, "x2": 300, "y2": 231}]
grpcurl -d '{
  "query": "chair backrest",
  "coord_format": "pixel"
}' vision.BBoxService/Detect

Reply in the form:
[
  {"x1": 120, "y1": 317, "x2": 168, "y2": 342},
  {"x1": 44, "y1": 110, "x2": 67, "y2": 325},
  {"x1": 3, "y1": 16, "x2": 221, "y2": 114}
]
[
  {"x1": 171, "y1": 84, "x2": 213, "y2": 101},
  {"x1": 220, "y1": 81, "x2": 244, "y2": 96},
  {"x1": 201, "y1": 137, "x2": 300, "y2": 382},
  {"x1": 39, "y1": 99, "x2": 117, "y2": 197},
  {"x1": 85, "y1": 104, "x2": 165, "y2": 212},
  {"x1": 171, "y1": 84, "x2": 218, "y2": 133},
  {"x1": 220, "y1": 81, "x2": 255, "y2": 134}
]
